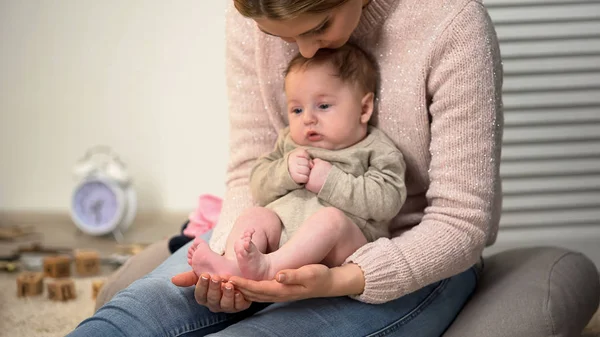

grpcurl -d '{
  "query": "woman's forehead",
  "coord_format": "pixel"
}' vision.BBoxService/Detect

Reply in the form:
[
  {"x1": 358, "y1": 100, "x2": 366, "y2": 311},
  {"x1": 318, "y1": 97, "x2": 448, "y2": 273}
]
[{"x1": 254, "y1": 13, "x2": 330, "y2": 38}]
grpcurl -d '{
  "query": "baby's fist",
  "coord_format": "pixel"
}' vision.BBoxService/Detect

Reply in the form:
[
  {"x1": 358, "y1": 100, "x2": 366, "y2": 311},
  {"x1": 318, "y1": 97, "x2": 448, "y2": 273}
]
[
  {"x1": 306, "y1": 158, "x2": 332, "y2": 194},
  {"x1": 288, "y1": 148, "x2": 311, "y2": 184}
]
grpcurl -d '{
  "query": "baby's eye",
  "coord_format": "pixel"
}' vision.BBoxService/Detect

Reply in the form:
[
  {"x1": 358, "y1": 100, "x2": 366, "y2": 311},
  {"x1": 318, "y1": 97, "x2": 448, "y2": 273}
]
[
  {"x1": 318, "y1": 104, "x2": 331, "y2": 110},
  {"x1": 291, "y1": 108, "x2": 303, "y2": 114}
]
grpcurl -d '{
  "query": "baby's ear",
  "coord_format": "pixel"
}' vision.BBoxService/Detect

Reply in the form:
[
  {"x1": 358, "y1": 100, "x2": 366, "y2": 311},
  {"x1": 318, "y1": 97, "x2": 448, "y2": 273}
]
[{"x1": 360, "y1": 92, "x2": 375, "y2": 124}]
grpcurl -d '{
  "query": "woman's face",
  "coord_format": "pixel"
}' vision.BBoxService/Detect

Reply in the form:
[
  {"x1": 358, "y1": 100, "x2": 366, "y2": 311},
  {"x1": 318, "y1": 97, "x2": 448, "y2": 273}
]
[{"x1": 254, "y1": 0, "x2": 366, "y2": 58}]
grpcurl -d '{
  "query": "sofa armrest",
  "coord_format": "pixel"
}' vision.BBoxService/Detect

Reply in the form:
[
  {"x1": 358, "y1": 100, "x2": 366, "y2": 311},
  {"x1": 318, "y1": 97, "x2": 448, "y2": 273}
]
[{"x1": 443, "y1": 247, "x2": 600, "y2": 337}]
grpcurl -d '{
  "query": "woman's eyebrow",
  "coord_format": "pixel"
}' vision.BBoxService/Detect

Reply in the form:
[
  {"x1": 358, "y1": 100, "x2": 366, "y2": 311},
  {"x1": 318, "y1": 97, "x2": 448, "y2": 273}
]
[{"x1": 258, "y1": 17, "x2": 330, "y2": 37}]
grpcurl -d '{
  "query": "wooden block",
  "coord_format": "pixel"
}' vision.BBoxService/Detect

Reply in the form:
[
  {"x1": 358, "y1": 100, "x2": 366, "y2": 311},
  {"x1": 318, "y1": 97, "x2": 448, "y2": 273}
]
[
  {"x1": 0, "y1": 225, "x2": 35, "y2": 240},
  {"x1": 1, "y1": 260, "x2": 19, "y2": 272},
  {"x1": 16, "y1": 272, "x2": 44, "y2": 297},
  {"x1": 91, "y1": 279, "x2": 105, "y2": 300},
  {"x1": 43, "y1": 255, "x2": 71, "y2": 278},
  {"x1": 75, "y1": 250, "x2": 100, "y2": 276},
  {"x1": 47, "y1": 278, "x2": 76, "y2": 301}
]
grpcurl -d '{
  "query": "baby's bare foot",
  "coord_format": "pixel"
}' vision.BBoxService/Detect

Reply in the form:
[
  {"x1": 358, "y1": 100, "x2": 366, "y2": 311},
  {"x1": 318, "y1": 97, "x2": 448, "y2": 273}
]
[
  {"x1": 187, "y1": 237, "x2": 202, "y2": 266},
  {"x1": 190, "y1": 239, "x2": 241, "y2": 277},
  {"x1": 234, "y1": 228, "x2": 273, "y2": 280}
]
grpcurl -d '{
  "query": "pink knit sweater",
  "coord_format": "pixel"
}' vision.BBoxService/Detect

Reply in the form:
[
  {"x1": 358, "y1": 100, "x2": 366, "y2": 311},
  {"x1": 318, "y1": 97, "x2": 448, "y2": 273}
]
[{"x1": 209, "y1": 0, "x2": 504, "y2": 304}]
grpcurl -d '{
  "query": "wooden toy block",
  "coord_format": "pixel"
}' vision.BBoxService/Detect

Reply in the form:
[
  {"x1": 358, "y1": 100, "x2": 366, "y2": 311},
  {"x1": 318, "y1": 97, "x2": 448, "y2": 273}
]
[
  {"x1": 0, "y1": 225, "x2": 35, "y2": 240},
  {"x1": 47, "y1": 278, "x2": 76, "y2": 301},
  {"x1": 43, "y1": 255, "x2": 71, "y2": 278},
  {"x1": 1, "y1": 260, "x2": 19, "y2": 272},
  {"x1": 92, "y1": 279, "x2": 105, "y2": 300},
  {"x1": 75, "y1": 250, "x2": 100, "y2": 276},
  {"x1": 16, "y1": 272, "x2": 44, "y2": 297},
  {"x1": 18, "y1": 242, "x2": 71, "y2": 255}
]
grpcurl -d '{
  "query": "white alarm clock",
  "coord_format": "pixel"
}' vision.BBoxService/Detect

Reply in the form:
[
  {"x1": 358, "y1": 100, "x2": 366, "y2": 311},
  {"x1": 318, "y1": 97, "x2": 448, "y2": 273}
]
[{"x1": 70, "y1": 146, "x2": 137, "y2": 242}]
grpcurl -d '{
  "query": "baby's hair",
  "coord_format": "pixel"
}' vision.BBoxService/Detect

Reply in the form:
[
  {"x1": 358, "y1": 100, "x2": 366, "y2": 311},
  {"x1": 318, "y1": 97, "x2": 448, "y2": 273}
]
[{"x1": 284, "y1": 43, "x2": 379, "y2": 96}]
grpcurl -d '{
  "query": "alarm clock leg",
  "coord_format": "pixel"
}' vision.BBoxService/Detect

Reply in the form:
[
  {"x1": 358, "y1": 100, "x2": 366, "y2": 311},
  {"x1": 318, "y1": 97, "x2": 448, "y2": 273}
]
[{"x1": 112, "y1": 229, "x2": 125, "y2": 243}]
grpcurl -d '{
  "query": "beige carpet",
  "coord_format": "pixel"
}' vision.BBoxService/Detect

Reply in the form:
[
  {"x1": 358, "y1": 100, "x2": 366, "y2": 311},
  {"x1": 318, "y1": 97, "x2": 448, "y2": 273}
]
[
  {"x1": 0, "y1": 216, "x2": 178, "y2": 337},
  {"x1": 0, "y1": 272, "x2": 106, "y2": 337}
]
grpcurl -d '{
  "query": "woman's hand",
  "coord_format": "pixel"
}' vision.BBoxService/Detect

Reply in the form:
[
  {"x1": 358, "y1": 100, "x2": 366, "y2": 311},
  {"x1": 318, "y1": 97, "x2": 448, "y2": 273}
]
[
  {"x1": 229, "y1": 263, "x2": 365, "y2": 303},
  {"x1": 172, "y1": 271, "x2": 252, "y2": 313}
]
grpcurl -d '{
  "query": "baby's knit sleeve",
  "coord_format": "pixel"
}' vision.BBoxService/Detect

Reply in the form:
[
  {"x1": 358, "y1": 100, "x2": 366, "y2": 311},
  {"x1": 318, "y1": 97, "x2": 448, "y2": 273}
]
[
  {"x1": 208, "y1": 4, "x2": 278, "y2": 255},
  {"x1": 318, "y1": 140, "x2": 406, "y2": 223},
  {"x1": 345, "y1": 2, "x2": 503, "y2": 304},
  {"x1": 249, "y1": 129, "x2": 303, "y2": 207}
]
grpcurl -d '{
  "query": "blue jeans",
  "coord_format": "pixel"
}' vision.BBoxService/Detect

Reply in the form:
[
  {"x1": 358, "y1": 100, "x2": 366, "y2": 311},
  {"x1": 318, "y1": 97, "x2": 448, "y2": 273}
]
[{"x1": 68, "y1": 237, "x2": 479, "y2": 337}]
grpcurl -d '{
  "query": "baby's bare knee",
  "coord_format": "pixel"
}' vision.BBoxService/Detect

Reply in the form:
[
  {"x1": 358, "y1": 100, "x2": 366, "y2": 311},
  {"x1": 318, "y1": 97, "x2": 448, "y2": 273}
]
[
  {"x1": 239, "y1": 207, "x2": 273, "y2": 220},
  {"x1": 237, "y1": 207, "x2": 280, "y2": 229},
  {"x1": 317, "y1": 207, "x2": 350, "y2": 230}
]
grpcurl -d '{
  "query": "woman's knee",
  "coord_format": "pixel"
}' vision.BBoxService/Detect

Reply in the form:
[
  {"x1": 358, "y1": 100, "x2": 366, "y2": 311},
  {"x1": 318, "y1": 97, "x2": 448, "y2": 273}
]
[
  {"x1": 83, "y1": 277, "x2": 195, "y2": 336},
  {"x1": 95, "y1": 238, "x2": 171, "y2": 310},
  {"x1": 119, "y1": 276, "x2": 191, "y2": 308}
]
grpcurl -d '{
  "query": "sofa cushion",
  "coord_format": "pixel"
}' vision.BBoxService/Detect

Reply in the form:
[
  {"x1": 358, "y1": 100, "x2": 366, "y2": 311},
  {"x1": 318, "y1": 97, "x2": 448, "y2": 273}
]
[{"x1": 444, "y1": 247, "x2": 600, "y2": 337}]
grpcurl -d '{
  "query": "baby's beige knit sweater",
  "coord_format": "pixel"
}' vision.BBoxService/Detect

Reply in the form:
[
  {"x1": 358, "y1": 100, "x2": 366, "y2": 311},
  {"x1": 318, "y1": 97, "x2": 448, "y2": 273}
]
[{"x1": 209, "y1": 0, "x2": 504, "y2": 304}]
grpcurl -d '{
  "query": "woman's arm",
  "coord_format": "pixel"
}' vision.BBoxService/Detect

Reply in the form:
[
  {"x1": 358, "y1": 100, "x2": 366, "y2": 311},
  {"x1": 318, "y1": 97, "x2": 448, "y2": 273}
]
[
  {"x1": 344, "y1": 2, "x2": 503, "y2": 304},
  {"x1": 173, "y1": 4, "x2": 277, "y2": 312},
  {"x1": 208, "y1": 3, "x2": 278, "y2": 255}
]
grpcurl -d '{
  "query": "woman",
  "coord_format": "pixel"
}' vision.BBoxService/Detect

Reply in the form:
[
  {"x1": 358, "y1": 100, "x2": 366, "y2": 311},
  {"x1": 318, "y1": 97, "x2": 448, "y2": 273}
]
[{"x1": 69, "y1": 0, "x2": 502, "y2": 335}]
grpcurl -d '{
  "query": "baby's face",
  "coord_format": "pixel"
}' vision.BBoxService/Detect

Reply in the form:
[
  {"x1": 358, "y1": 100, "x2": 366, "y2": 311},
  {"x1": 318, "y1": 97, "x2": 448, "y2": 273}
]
[{"x1": 284, "y1": 63, "x2": 370, "y2": 150}]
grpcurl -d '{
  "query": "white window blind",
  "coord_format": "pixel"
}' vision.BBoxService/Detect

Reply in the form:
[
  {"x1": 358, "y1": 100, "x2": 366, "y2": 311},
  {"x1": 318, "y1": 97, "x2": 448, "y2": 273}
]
[{"x1": 483, "y1": 0, "x2": 600, "y2": 232}]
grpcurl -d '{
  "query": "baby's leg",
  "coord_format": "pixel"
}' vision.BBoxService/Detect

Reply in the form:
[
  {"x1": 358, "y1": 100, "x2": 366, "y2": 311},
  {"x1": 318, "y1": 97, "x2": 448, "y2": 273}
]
[
  {"x1": 225, "y1": 207, "x2": 283, "y2": 259},
  {"x1": 188, "y1": 207, "x2": 281, "y2": 277},
  {"x1": 273, "y1": 207, "x2": 367, "y2": 268},
  {"x1": 230, "y1": 208, "x2": 283, "y2": 280},
  {"x1": 236, "y1": 207, "x2": 367, "y2": 280}
]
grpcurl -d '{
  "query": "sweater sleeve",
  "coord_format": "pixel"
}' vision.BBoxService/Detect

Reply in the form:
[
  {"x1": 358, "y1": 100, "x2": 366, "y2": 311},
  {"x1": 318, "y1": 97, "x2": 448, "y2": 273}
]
[
  {"x1": 249, "y1": 130, "x2": 302, "y2": 206},
  {"x1": 208, "y1": 4, "x2": 278, "y2": 255},
  {"x1": 345, "y1": 2, "x2": 503, "y2": 304},
  {"x1": 318, "y1": 147, "x2": 406, "y2": 223}
]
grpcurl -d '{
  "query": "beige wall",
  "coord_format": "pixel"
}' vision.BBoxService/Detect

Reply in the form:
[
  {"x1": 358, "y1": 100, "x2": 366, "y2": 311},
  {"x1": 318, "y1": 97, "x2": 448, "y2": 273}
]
[{"x1": 0, "y1": 1, "x2": 229, "y2": 213}]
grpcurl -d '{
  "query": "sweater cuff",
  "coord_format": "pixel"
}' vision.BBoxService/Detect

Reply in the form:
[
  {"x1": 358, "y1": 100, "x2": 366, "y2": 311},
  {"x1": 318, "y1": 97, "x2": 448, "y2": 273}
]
[
  {"x1": 344, "y1": 238, "x2": 415, "y2": 304},
  {"x1": 317, "y1": 165, "x2": 343, "y2": 203}
]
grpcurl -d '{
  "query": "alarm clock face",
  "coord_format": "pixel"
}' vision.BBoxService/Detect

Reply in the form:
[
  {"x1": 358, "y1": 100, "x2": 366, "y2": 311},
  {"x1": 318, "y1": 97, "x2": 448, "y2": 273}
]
[{"x1": 72, "y1": 180, "x2": 120, "y2": 232}]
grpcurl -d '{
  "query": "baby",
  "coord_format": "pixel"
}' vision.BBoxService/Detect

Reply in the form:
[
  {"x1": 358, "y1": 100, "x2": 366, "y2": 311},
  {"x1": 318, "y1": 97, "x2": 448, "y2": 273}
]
[{"x1": 188, "y1": 43, "x2": 407, "y2": 281}]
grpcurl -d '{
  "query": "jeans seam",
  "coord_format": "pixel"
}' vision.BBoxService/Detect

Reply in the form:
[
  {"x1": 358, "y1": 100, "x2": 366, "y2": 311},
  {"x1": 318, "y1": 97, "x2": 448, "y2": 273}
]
[
  {"x1": 365, "y1": 278, "x2": 451, "y2": 337},
  {"x1": 170, "y1": 302, "x2": 273, "y2": 337},
  {"x1": 170, "y1": 313, "x2": 243, "y2": 337}
]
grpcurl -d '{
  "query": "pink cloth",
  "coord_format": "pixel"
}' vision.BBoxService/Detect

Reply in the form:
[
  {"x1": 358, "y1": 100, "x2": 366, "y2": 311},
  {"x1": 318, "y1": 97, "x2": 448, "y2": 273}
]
[{"x1": 183, "y1": 194, "x2": 223, "y2": 238}]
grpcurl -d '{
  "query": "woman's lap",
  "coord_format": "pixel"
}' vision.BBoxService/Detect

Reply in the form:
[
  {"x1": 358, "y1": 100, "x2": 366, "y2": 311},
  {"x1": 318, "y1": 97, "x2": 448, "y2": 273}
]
[
  {"x1": 68, "y1": 238, "x2": 477, "y2": 337},
  {"x1": 207, "y1": 266, "x2": 477, "y2": 337}
]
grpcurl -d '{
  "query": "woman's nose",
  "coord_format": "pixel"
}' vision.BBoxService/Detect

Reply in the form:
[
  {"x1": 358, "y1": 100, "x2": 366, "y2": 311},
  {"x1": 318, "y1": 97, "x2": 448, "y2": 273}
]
[{"x1": 296, "y1": 38, "x2": 320, "y2": 58}]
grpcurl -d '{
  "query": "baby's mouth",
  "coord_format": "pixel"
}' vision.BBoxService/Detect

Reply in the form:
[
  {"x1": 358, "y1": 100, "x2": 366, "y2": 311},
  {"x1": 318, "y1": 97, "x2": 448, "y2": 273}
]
[{"x1": 306, "y1": 131, "x2": 323, "y2": 141}]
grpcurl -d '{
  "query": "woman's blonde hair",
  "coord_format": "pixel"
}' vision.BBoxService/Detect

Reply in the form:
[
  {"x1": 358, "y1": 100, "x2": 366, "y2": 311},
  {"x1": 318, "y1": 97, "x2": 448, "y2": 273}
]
[{"x1": 233, "y1": 0, "x2": 351, "y2": 20}]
